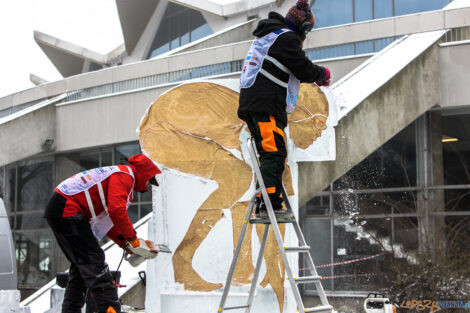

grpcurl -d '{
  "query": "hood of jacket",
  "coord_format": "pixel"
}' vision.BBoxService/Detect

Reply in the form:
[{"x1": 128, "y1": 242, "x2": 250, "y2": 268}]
[
  {"x1": 253, "y1": 12, "x2": 292, "y2": 37},
  {"x1": 128, "y1": 154, "x2": 161, "y2": 192}
]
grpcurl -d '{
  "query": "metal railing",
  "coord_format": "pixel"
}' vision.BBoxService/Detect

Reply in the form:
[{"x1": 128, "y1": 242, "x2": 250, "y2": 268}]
[
  {"x1": 306, "y1": 36, "x2": 398, "y2": 61},
  {"x1": 444, "y1": 26, "x2": 470, "y2": 42},
  {"x1": 66, "y1": 60, "x2": 244, "y2": 102},
  {"x1": 0, "y1": 98, "x2": 45, "y2": 119}
]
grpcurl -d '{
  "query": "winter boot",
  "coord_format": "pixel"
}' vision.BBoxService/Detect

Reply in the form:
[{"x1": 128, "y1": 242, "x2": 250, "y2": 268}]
[{"x1": 255, "y1": 194, "x2": 293, "y2": 218}]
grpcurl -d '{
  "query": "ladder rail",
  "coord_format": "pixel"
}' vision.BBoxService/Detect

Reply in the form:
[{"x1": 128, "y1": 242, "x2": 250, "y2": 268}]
[
  {"x1": 281, "y1": 175, "x2": 330, "y2": 306},
  {"x1": 246, "y1": 138, "x2": 306, "y2": 312},
  {"x1": 292, "y1": 220, "x2": 330, "y2": 306},
  {"x1": 217, "y1": 137, "x2": 331, "y2": 313},
  {"x1": 218, "y1": 195, "x2": 257, "y2": 312},
  {"x1": 244, "y1": 225, "x2": 270, "y2": 313}
]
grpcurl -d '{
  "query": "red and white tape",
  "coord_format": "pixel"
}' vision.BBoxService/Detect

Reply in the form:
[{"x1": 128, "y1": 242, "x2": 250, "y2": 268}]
[
  {"x1": 321, "y1": 273, "x2": 377, "y2": 280},
  {"x1": 299, "y1": 252, "x2": 385, "y2": 271}
]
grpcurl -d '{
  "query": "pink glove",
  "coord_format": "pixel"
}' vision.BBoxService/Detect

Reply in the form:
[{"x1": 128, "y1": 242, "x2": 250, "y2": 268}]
[{"x1": 316, "y1": 67, "x2": 331, "y2": 87}]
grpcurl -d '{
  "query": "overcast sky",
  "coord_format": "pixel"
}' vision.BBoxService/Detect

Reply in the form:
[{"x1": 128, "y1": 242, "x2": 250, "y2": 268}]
[
  {"x1": 0, "y1": 0, "x2": 125, "y2": 98},
  {"x1": 0, "y1": 0, "x2": 238, "y2": 99}
]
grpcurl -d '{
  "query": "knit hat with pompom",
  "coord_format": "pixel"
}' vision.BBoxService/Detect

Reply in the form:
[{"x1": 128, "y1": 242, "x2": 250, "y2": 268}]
[{"x1": 285, "y1": 0, "x2": 315, "y2": 33}]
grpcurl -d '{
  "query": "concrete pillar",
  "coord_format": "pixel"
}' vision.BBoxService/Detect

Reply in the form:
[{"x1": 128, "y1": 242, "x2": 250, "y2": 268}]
[
  {"x1": 416, "y1": 111, "x2": 445, "y2": 254},
  {"x1": 429, "y1": 111, "x2": 446, "y2": 253}
]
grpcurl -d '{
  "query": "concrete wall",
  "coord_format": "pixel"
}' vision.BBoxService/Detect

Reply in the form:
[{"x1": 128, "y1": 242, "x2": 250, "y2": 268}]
[
  {"x1": 439, "y1": 40, "x2": 470, "y2": 108},
  {"x1": 298, "y1": 43, "x2": 441, "y2": 208},
  {"x1": 0, "y1": 104, "x2": 56, "y2": 166},
  {"x1": 55, "y1": 88, "x2": 163, "y2": 152}
]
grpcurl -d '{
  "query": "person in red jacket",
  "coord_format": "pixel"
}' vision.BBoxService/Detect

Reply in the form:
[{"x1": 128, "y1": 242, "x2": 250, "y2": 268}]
[{"x1": 43, "y1": 154, "x2": 161, "y2": 313}]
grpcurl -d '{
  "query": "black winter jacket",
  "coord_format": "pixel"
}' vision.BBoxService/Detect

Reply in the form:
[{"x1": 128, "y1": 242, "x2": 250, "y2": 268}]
[{"x1": 238, "y1": 12, "x2": 326, "y2": 125}]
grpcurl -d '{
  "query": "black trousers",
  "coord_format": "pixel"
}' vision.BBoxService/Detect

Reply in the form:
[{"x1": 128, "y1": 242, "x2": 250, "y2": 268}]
[
  {"x1": 45, "y1": 192, "x2": 121, "y2": 313},
  {"x1": 244, "y1": 112, "x2": 287, "y2": 201}
]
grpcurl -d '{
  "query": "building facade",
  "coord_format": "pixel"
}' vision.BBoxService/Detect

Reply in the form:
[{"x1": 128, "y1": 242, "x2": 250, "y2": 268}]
[{"x1": 1, "y1": 0, "x2": 469, "y2": 309}]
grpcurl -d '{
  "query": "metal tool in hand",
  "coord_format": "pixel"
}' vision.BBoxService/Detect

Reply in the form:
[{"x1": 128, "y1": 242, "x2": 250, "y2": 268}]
[{"x1": 124, "y1": 238, "x2": 172, "y2": 267}]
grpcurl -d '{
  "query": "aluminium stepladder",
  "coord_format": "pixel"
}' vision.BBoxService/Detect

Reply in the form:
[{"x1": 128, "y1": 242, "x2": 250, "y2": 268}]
[{"x1": 217, "y1": 137, "x2": 332, "y2": 313}]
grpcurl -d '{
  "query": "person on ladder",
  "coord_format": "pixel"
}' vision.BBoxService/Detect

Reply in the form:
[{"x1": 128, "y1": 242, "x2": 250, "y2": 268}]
[
  {"x1": 43, "y1": 154, "x2": 161, "y2": 313},
  {"x1": 238, "y1": 0, "x2": 331, "y2": 218}
]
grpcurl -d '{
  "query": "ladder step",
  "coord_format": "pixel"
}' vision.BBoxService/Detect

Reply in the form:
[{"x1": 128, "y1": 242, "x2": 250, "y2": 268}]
[
  {"x1": 250, "y1": 217, "x2": 295, "y2": 224},
  {"x1": 289, "y1": 276, "x2": 322, "y2": 284},
  {"x1": 284, "y1": 246, "x2": 310, "y2": 252},
  {"x1": 222, "y1": 305, "x2": 250, "y2": 310},
  {"x1": 303, "y1": 305, "x2": 333, "y2": 313}
]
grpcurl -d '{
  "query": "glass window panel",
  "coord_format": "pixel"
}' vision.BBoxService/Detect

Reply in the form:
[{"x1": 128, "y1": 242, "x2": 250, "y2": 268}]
[
  {"x1": 181, "y1": 32, "x2": 190, "y2": 46},
  {"x1": 88, "y1": 62, "x2": 102, "y2": 72},
  {"x1": 132, "y1": 190, "x2": 138, "y2": 204},
  {"x1": 148, "y1": 4, "x2": 211, "y2": 59},
  {"x1": 4, "y1": 165, "x2": 15, "y2": 215},
  {"x1": 0, "y1": 107, "x2": 12, "y2": 118},
  {"x1": 15, "y1": 233, "x2": 29, "y2": 266},
  {"x1": 443, "y1": 189, "x2": 470, "y2": 212},
  {"x1": 191, "y1": 23, "x2": 212, "y2": 42},
  {"x1": 190, "y1": 10, "x2": 207, "y2": 36},
  {"x1": 170, "y1": 37, "x2": 180, "y2": 50},
  {"x1": 442, "y1": 113, "x2": 470, "y2": 185},
  {"x1": 128, "y1": 204, "x2": 139, "y2": 224},
  {"x1": 17, "y1": 159, "x2": 53, "y2": 213},
  {"x1": 16, "y1": 213, "x2": 46, "y2": 230},
  {"x1": 180, "y1": 10, "x2": 190, "y2": 45},
  {"x1": 334, "y1": 191, "x2": 417, "y2": 217},
  {"x1": 443, "y1": 215, "x2": 470, "y2": 252},
  {"x1": 141, "y1": 204, "x2": 152, "y2": 218},
  {"x1": 150, "y1": 43, "x2": 170, "y2": 59},
  {"x1": 56, "y1": 153, "x2": 82, "y2": 185},
  {"x1": 148, "y1": 17, "x2": 170, "y2": 59},
  {"x1": 170, "y1": 14, "x2": 180, "y2": 49},
  {"x1": 333, "y1": 217, "x2": 390, "y2": 291},
  {"x1": 303, "y1": 218, "x2": 332, "y2": 290},
  {"x1": 343, "y1": 43, "x2": 354, "y2": 56},
  {"x1": 0, "y1": 166, "x2": 4, "y2": 200},
  {"x1": 79, "y1": 150, "x2": 100, "y2": 170},
  {"x1": 166, "y1": 2, "x2": 186, "y2": 15},
  {"x1": 114, "y1": 142, "x2": 140, "y2": 164},
  {"x1": 394, "y1": 0, "x2": 449, "y2": 16},
  {"x1": 334, "y1": 121, "x2": 417, "y2": 190},
  {"x1": 38, "y1": 234, "x2": 52, "y2": 273},
  {"x1": 101, "y1": 148, "x2": 113, "y2": 167},
  {"x1": 373, "y1": 0, "x2": 393, "y2": 19},
  {"x1": 354, "y1": 0, "x2": 372, "y2": 22},
  {"x1": 334, "y1": 192, "x2": 359, "y2": 217},
  {"x1": 392, "y1": 217, "x2": 419, "y2": 251},
  {"x1": 140, "y1": 188, "x2": 152, "y2": 203},
  {"x1": 312, "y1": 0, "x2": 353, "y2": 28},
  {"x1": 304, "y1": 195, "x2": 330, "y2": 216},
  {"x1": 354, "y1": 40, "x2": 374, "y2": 54},
  {"x1": 15, "y1": 231, "x2": 51, "y2": 288},
  {"x1": 374, "y1": 37, "x2": 394, "y2": 52}
]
